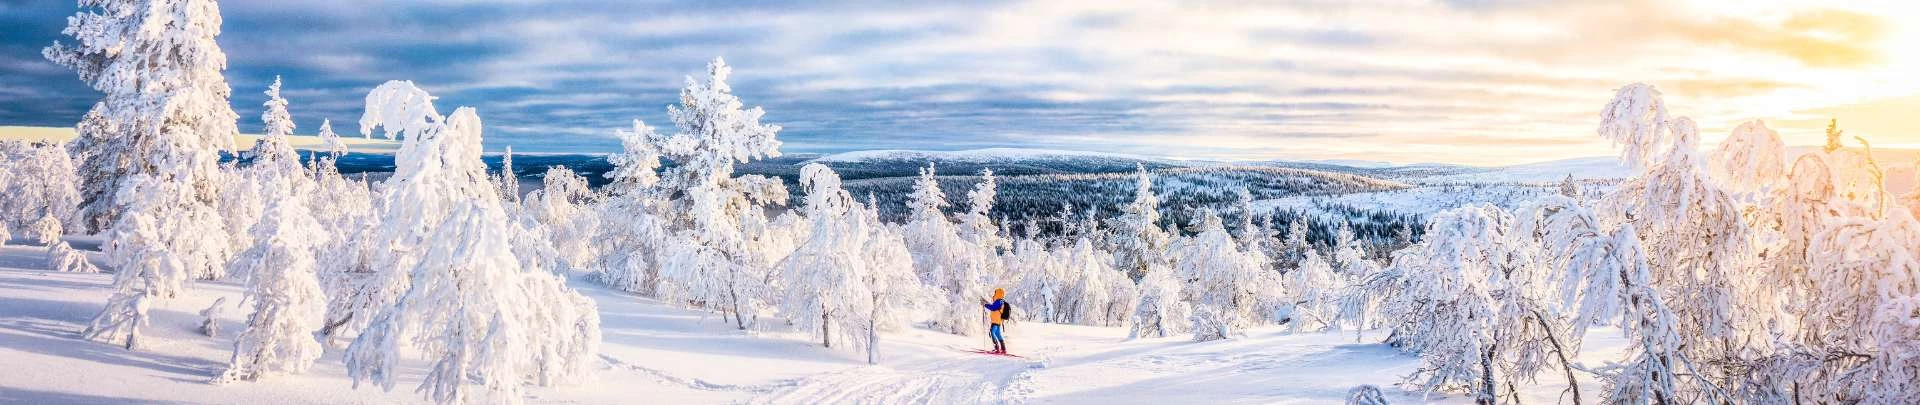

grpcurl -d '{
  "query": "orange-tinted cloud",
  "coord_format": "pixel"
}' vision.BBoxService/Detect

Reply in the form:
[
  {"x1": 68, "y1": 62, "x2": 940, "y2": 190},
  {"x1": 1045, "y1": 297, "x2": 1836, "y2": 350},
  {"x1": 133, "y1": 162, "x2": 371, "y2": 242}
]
[
  {"x1": 1675, "y1": 8, "x2": 1886, "y2": 67},
  {"x1": 1782, "y1": 92, "x2": 1920, "y2": 145}
]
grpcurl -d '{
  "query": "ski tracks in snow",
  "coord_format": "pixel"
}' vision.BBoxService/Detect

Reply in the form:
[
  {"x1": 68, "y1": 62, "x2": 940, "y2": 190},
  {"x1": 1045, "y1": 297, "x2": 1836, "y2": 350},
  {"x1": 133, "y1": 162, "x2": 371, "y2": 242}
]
[
  {"x1": 750, "y1": 350, "x2": 1043, "y2": 404},
  {"x1": 599, "y1": 354, "x2": 800, "y2": 394}
]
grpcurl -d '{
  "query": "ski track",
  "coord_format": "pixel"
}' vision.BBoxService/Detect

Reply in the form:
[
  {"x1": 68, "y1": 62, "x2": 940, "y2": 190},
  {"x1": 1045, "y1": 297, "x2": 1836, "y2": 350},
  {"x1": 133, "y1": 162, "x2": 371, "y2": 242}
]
[
  {"x1": 752, "y1": 349, "x2": 1039, "y2": 404},
  {"x1": 599, "y1": 354, "x2": 798, "y2": 394}
]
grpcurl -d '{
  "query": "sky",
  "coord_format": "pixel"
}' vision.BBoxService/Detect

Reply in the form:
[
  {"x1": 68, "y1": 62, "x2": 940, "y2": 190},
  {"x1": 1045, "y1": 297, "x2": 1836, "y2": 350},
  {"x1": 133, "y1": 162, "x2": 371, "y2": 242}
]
[{"x1": 2, "y1": 0, "x2": 1917, "y2": 165}]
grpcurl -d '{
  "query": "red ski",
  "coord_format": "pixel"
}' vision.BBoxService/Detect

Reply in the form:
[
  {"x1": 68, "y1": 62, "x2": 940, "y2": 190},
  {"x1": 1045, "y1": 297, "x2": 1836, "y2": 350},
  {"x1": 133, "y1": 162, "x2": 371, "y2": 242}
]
[{"x1": 959, "y1": 348, "x2": 1025, "y2": 358}]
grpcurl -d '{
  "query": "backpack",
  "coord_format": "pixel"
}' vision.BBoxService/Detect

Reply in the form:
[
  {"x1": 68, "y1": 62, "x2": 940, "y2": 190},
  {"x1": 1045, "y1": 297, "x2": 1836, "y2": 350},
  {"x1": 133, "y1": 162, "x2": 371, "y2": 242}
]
[{"x1": 1000, "y1": 301, "x2": 1013, "y2": 321}]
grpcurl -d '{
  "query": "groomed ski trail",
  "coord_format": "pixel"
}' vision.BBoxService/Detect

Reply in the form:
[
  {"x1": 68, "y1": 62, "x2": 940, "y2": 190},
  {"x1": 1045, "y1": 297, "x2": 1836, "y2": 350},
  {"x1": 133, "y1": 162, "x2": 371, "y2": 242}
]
[{"x1": 752, "y1": 347, "x2": 1042, "y2": 404}]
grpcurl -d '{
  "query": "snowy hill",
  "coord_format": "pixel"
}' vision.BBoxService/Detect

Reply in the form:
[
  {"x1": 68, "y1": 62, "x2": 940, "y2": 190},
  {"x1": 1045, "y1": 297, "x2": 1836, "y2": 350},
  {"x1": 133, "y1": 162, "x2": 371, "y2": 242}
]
[
  {"x1": 810, "y1": 148, "x2": 1175, "y2": 165},
  {"x1": 844, "y1": 165, "x2": 1409, "y2": 229},
  {"x1": 804, "y1": 148, "x2": 1186, "y2": 180},
  {"x1": 0, "y1": 240, "x2": 1621, "y2": 404},
  {"x1": 1419, "y1": 156, "x2": 1629, "y2": 184}
]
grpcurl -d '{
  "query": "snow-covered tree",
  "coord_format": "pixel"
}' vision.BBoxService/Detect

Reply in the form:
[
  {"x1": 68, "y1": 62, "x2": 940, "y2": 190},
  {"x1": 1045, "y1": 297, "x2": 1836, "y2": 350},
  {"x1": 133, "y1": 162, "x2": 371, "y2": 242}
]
[
  {"x1": 1787, "y1": 206, "x2": 1920, "y2": 403},
  {"x1": 1557, "y1": 174, "x2": 1582, "y2": 199},
  {"x1": 777, "y1": 164, "x2": 925, "y2": 358},
  {"x1": 1709, "y1": 120, "x2": 1786, "y2": 195},
  {"x1": 1588, "y1": 84, "x2": 1741, "y2": 403},
  {"x1": 1285, "y1": 248, "x2": 1339, "y2": 333},
  {"x1": 83, "y1": 173, "x2": 223, "y2": 349},
  {"x1": 902, "y1": 164, "x2": 995, "y2": 335},
  {"x1": 317, "y1": 119, "x2": 348, "y2": 157},
  {"x1": 778, "y1": 163, "x2": 867, "y2": 349},
  {"x1": 1006, "y1": 236, "x2": 1068, "y2": 322},
  {"x1": 957, "y1": 169, "x2": 1009, "y2": 260},
  {"x1": 0, "y1": 141, "x2": 81, "y2": 240},
  {"x1": 1063, "y1": 237, "x2": 1135, "y2": 327},
  {"x1": 219, "y1": 76, "x2": 307, "y2": 265},
  {"x1": 1597, "y1": 85, "x2": 1757, "y2": 365},
  {"x1": 341, "y1": 81, "x2": 599, "y2": 404},
  {"x1": 1328, "y1": 223, "x2": 1380, "y2": 333},
  {"x1": 495, "y1": 147, "x2": 521, "y2": 205},
  {"x1": 855, "y1": 212, "x2": 927, "y2": 364},
  {"x1": 524, "y1": 166, "x2": 599, "y2": 271},
  {"x1": 313, "y1": 163, "x2": 379, "y2": 344},
  {"x1": 646, "y1": 58, "x2": 790, "y2": 329},
  {"x1": 1010, "y1": 230, "x2": 1134, "y2": 326},
  {"x1": 1569, "y1": 224, "x2": 1732, "y2": 405},
  {"x1": 590, "y1": 120, "x2": 670, "y2": 294},
  {"x1": 1711, "y1": 128, "x2": 1920, "y2": 402},
  {"x1": 1376, "y1": 205, "x2": 1576, "y2": 403},
  {"x1": 46, "y1": 0, "x2": 239, "y2": 233},
  {"x1": 1110, "y1": 165, "x2": 1170, "y2": 281},
  {"x1": 1173, "y1": 210, "x2": 1272, "y2": 341},
  {"x1": 216, "y1": 179, "x2": 327, "y2": 383},
  {"x1": 1128, "y1": 263, "x2": 1189, "y2": 339},
  {"x1": 1514, "y1": 195, "x2": 1626, "y2": 336},
  {"x1": 1232, "y1": 189, "x2": 1283, "y2": 269}
]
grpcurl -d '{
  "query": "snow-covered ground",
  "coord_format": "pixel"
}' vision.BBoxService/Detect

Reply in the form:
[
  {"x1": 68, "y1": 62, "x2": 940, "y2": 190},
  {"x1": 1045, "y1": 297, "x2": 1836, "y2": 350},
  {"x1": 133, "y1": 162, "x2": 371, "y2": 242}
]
[{"x1": 0, "y1": 240, "x2": 1623, "y2": 404}]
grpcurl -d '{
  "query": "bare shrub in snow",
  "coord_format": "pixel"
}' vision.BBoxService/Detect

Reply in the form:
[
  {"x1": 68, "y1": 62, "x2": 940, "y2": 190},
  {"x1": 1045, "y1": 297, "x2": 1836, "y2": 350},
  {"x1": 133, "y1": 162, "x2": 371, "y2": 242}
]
[{"x1": 46, "y1": 240, "x2": 99, "y2": 273}]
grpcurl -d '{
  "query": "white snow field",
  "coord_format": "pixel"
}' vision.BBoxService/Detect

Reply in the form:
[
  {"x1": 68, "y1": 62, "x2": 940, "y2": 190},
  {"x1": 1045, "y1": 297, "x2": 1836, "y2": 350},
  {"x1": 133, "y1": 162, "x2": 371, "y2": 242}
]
[{"x1": 0, "y1": 240, "x2": 1623, "y2": 404}]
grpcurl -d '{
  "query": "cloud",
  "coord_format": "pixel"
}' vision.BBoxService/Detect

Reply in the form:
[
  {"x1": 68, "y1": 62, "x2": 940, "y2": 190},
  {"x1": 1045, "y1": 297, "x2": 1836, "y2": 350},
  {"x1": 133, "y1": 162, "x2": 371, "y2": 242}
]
[{"x1": 0, "y1": 0, "x2": 1912, "y2": 165}]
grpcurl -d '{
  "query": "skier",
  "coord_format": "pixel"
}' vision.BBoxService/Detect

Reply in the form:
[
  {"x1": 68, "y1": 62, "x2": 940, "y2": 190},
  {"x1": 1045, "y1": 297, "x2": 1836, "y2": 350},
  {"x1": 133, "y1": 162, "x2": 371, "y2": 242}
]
[{"x1": 978, "y1": 288, "x2": 1011, "y2": 354}]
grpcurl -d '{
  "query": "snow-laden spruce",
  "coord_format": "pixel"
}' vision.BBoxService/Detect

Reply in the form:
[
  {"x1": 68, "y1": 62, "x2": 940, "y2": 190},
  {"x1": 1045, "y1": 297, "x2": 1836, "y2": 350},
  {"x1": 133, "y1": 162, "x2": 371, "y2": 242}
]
[
  {"x1": 317, "y1": 119, "x2": 348, "y2": 157},
  {"x1": 218, "y1": 77, "x2": 309, "y2": 272},
  {"x1": 1110, "y1": 164, "x2": 1170, "y2": 281},
  {"x1": 54, "y1": 0, "x2": 244, "y2": 348},
  {"x1": 216, "y1": 177, "x2": 328, "y2": 383},
  {"x1": 639, "y1": 58, "x2": 791, "y2": 329},
  {"x1": 46, "y1": 0, "x2": 239, "y2": 235},
  {"x1": 339, "y1": 81, "x2": 599, "y2": 404}
]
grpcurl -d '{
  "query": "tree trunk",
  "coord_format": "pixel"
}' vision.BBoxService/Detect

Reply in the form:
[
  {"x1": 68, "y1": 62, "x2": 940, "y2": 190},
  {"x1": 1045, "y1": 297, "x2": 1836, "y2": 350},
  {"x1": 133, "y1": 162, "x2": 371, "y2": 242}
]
[
  {"x1": 1479, "y1": 343, "x2": 1497, "y2": 405},
  {"x1": 1533, "y1": 311, "x2": 1582, "y2": 405},
  {"x1": 867, "y1": 308, "x2": 880, "y2": 365},
  {"x1": 727, "y1": 271, "x2": 746, "y2": 330}
]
